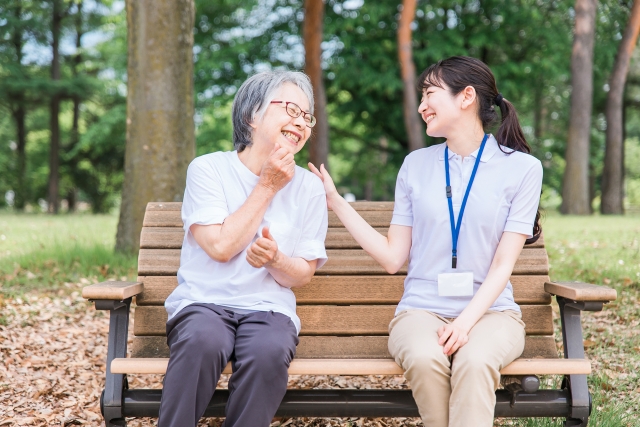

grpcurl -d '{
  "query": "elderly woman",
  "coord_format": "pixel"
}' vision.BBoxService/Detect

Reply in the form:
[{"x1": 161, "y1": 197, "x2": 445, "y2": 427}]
[{"x1": 159, "y1": 71, "x2": 328, "y2": 427}]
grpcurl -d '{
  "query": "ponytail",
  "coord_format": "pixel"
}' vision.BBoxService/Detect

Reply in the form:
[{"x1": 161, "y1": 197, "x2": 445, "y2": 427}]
[{"x1": 418, "y1": 56, "x2": 542, "y2": 244}]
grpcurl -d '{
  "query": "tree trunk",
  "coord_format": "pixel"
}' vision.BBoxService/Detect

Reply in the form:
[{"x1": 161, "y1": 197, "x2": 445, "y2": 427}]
[
  {"x1": 13, "y1": 106, "x2": 27, "y2": 211},
  {"x1": 397, "y1": 0, "x2": 424, "y2": 152},
  {"x1": 115, "y1": 0, "x2": 196, "y2": 253},
  {"x1": 561, "y1": 0, "x2": 597, "y2": 215},
  {"x1": 68, "y1": 0, "x2": 83, "y2": 213},
  {"x1": 601, "y1": 0, "x2": 640, "y2": 214},
  {"x1": 11, "y1": 5, "x2": 27, "y2": 211},
  {"x1": 304, "y1": 0, "x2": 329, "y2": 169},
  {"x1": 47, "y1": 0, "x2": 63, "y2": 214}
]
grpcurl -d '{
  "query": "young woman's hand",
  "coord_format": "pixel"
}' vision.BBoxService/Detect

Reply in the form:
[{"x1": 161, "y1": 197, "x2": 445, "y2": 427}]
[
  {"x1": 308, "y1": 163, "x2": 340, "y2": 210},
  {"x1": 437, "y1": 322, "x2": 470, "y2": 356}
]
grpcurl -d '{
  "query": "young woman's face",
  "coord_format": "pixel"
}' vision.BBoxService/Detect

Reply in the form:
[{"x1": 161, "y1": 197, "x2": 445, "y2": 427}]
[
  {"x1": 252, "y1": 82, "x2": 312, "y2": 156},
  {"x1": 417, "y1": 83, "x2": 464, "y2": 139}
]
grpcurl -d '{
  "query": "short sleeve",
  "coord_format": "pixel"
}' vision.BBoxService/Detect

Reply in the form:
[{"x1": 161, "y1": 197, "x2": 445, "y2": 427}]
[
  {"x1": 182, "y1": 157, "x2": 230, "y2": 231},
  {"x1": 391, "y1": 159, "x2": 413, "y2": 227},
  {"x1": 292, "y1": 187, "x2": 328, "y2": 268},
  {"x1": 504, "y1": 160, "x2": 543, "y2": 237}
]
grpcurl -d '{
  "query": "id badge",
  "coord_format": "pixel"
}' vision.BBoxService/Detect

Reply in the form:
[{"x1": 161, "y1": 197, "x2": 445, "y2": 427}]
[{"x1": 437, "y1": 270, "x2": 474, "y2": 297}]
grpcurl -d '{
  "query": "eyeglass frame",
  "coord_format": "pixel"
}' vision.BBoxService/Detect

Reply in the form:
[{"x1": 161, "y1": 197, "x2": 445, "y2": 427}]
[{"x1": 269, "y1": 100, "x2": 316, "y2": 128}]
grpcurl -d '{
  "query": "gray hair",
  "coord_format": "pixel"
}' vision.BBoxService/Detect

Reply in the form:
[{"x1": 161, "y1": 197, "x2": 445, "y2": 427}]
[{"x1": 232, "y1": 70, "x2": 314, "y2": 152}]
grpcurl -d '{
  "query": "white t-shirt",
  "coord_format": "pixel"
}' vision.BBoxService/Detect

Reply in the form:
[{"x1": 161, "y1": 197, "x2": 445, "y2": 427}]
[
  {"x1": 391, "y1": 135, "x2": 543, "y2": 318},
  {"x1": 165, "y1": 150, "x2": 328, "y2": 333}
]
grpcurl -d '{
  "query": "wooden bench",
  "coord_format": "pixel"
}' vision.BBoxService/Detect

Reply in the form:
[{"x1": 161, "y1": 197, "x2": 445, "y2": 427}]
[{"x1": 83, "y1": 201, "x2": 617, "y2": 427}]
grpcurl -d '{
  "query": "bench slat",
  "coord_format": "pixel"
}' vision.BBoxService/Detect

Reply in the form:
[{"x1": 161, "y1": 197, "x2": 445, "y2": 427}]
[
  {"x1": 134, "y1": 305, "x2": 553, "y2": 337},
  {"x1": 135, "y1": 275, "x2": 552, "y2": 306},
  {"x1": 132, "y1": 334, "x2": 558, "y2": 359},
  {"x1": 111, "y1": 357, "x2": 590, "y2": 376},
  {"x1": 140, "y1": 227, "x2": 393, "y2": 250},
  {"x1": 137, "y1": 248, "x2": 549, "y2": 276}
]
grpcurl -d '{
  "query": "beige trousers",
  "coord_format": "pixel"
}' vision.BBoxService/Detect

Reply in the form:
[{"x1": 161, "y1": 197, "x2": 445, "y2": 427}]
[{"x1": 388, "y1": 309, "x2": 526, "y2": 427}]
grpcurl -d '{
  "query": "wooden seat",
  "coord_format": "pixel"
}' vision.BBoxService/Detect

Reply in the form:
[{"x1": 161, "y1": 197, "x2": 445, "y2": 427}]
[{"x1": 127, "y1": 201, "x2": 578, "y2": 374}]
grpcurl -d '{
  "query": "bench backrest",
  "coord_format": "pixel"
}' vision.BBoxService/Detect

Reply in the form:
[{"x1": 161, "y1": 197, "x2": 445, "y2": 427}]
[{"x1": 132, "y1": 202, "x2": 557, "y2": 360}]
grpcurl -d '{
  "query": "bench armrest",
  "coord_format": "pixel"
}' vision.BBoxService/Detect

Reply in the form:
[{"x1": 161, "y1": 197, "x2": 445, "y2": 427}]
[
  {"x1": 82, "y1": 280, "x2": 143, "y2": 301},
  {"x1": 544, "y1": 281, "x2": 617, "y2": 303}
]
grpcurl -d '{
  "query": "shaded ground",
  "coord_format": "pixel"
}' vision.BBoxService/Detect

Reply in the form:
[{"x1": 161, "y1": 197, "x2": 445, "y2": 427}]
[{"x1": 0, "y1": 283, "x2": 637, "y2": 426}]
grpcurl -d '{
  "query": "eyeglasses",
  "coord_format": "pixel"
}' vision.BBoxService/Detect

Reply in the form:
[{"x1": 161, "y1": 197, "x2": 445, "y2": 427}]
[{"x1": 270, "y1": 101, "x2": 316, "y2": 128}]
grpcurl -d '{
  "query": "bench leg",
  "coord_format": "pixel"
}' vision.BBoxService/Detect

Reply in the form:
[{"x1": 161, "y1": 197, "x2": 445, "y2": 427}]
[
  {"x1": 96, "y1": 299, "x2": 131, "y2": 427},
  {"x1": 558, "y1": 297, "x2": 592, "y2": 426}
]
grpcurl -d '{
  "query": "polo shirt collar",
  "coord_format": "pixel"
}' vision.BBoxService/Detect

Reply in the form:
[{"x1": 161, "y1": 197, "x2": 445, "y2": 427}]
[{"x1": 438, "y1": 134, "x2": 499, "y2": 163}]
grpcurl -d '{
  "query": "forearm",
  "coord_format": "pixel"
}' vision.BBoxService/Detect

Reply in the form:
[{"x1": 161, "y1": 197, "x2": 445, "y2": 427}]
[
  {"x1": 453, "y1": 266, "x2": 513, "y2": 332},
  {"x1": 454, "y1": 232, "x2": 527, "y2": 332},
  {"x1": 198, "y1": 185, "x2": 274, "y2": 261},
  {"x1": 266, "y1": 253, "x2": 317, "y2": 288},
  {"x1": 330, "y1": 196, "x2": 409, "y2": 273}
]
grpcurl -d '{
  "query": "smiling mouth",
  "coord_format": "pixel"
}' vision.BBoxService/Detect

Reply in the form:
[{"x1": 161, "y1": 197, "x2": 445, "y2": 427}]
[
  {"x1": 282, "y1": 130, "x2": 301, "y2": 144},
  {"x1": 425, "y1": 114, "x2": 436, "y2": 125}
]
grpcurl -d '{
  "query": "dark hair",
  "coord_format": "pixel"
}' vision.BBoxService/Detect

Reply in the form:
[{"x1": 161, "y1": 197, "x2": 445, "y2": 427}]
[{"x1": 417, "y1": 56, "x2": 542, "y2": 244}]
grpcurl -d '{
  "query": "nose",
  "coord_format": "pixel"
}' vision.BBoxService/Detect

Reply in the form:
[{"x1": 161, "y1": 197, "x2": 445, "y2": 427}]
[
  {"x1": 292, "y1": 114, "x2": 306, "y2": 130},
  {"x1": 418, "y1": 98, "x2": 428, "y2": 115}
]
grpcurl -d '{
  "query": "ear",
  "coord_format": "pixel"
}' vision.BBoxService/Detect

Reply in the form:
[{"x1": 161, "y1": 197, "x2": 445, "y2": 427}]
[{"x1": 459, "y1": 86, "x2": 477, "y2": 110}]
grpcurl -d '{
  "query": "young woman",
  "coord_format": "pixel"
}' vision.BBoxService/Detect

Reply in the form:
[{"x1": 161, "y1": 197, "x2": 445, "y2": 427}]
[{"x1": 309, "y1": 56, "x2": 542, "y2": 427}]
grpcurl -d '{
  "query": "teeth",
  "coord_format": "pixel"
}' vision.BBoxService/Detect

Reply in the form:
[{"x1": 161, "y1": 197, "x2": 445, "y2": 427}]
[
  {"x1": 426, "y1": 114, "x2": 436, "y2": 124},
  {"x1": 282, "y1": 131, "x2": 300, "y2": 143}
]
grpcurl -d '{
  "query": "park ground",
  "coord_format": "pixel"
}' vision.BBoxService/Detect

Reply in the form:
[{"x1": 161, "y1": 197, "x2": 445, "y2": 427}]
[{"x1": 0, "y1": 213, "x2": 638, "y2": 426}]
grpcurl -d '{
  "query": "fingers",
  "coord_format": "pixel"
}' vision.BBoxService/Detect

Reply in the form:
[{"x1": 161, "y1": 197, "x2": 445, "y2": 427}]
[
  {"x1": 262, "y1": 226, "x2": 274, "y2": 240},
  {"x1": 308, "y1": 162, "x2": 324, "y2": 180},
  {"x1": 438, "y1": 325, "x2": 452, "y2": 346}
]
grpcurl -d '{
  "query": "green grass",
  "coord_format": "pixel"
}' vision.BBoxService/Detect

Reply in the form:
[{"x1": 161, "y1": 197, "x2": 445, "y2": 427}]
[
  {"x1": 0, "y1": 212, "x2": 137, "y2": 296},
  {"x1": 0, "y1": 211, "x2": 638, "y2": 425},
  {"x1": 500, "y1": 213, "x2": 640, "y2": 427}
]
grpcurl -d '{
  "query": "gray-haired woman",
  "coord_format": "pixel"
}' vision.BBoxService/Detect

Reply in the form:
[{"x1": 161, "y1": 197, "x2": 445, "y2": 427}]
[{"x1": 159, "y1": 71, "x2": 328, "y2": 427}]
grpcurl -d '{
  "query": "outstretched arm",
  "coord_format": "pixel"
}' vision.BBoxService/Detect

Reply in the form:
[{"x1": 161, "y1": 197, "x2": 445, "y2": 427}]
[{"x1": 309, "y1": 163, "x2": 412, "y2": 274}]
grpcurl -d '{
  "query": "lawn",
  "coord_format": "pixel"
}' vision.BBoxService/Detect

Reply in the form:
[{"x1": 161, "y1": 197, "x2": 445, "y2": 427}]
[{"x1": 0, "y1": 212, "x2": 638, "y2": 426}]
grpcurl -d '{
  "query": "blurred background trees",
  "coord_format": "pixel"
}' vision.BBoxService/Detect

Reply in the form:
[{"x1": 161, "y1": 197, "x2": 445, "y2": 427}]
[{"x1": 2, "y1": 0, "x2": 640, "y2": 230}]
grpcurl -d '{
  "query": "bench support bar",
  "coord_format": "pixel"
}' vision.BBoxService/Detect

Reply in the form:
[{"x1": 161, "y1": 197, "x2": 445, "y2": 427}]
[
  {"x1": 558, "y1": 296, "x2": 593, "y2": 426},
  {"x1": 120, "y1": 388, "x2": 574, "y2": 418},
  {"x1": 96, "y1": 298, "x2": 131, "y2": 427}
]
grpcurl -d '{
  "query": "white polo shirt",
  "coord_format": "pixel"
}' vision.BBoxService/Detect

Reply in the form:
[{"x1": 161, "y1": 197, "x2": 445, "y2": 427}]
[
  {"x1": 391, "y1": 135, "x2": 543, "y2": 318},
  {"x1": 165, "y1": 150, "x2": 328, "y2": 333}
]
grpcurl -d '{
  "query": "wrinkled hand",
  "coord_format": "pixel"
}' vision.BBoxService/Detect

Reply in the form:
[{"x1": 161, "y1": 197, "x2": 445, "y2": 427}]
[
  {"x1": 246, "y1": 226, "x2": 280, "y2": 268},
  {"x1": 437, "y1": 322, "x2": 470, "y2": 356},
  {"x1": 259, "y1": 143, "x2": 295, "y2": 194},
  {"x1": 308, "y1": 163, "x2": 339, "y2": 210}
]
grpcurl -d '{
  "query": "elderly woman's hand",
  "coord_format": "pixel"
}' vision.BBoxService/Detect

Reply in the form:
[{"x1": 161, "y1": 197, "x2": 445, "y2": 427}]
[
  {"x1": 308, "y1": 163, "x2": 340, "y2": 210},
  {"x1": 246, "y1": 226, "x2": 280, "y2": 268},
  {"x1": 258, "y1": 143, "x2": 295, "y2": 194}
]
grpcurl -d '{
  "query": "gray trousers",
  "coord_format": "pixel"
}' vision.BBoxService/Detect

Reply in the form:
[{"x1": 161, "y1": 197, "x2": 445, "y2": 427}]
[{"x1": 158, "y1": 303, "x2": 298, "y2": 427}]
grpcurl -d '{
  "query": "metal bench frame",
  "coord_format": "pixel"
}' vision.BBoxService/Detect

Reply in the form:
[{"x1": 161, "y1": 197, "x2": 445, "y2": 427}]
[{"x1": 89, "y1": 291, "x2": 605, "y2": 427}]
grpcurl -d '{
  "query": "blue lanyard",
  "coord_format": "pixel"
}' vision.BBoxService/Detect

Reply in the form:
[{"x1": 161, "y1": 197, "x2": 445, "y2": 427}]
[{"x1": 445, "y1": 134, "x2": 489, "y2": 268}]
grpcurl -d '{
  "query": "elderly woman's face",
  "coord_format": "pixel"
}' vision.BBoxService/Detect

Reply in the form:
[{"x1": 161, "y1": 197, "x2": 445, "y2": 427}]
[{"x1": 253, "y1": 82, "x2": 312, "y2": 155}]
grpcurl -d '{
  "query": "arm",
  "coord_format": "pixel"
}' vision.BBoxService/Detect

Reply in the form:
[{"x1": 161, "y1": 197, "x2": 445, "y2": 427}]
[
  {"x1": 438, "y1": 231, "x2": 527, "y2": 355},
  {"x1": 191, "y1": 145, "x2": 295, "y2": 263},
  {"x1": 246, "y1": 227, "x2": 318, "y2": 288},
  {"x1": 309, "y1": 163, "x2": 412, "y2": 273}
]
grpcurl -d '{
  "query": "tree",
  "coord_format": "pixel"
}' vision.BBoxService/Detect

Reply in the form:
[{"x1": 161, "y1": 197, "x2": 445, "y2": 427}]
[
  {"x1": 115, "y1": 0, "x2": 196, "y2": 253},
  {"x1": 304, "y1": 0, "x2": 329, "y2": 169},
  {"x1": 561, "y1": 0, "x2": 597, "y2": 215},
  {"x1": 397, "y1": 0, "x2": 424, "y2": 152},
  {"x1": 601, "y1": 0, "x2": 640, "y2": 214},
  {"x1": 47, "y1": 0, "x2": 69, "y2": 214}
]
